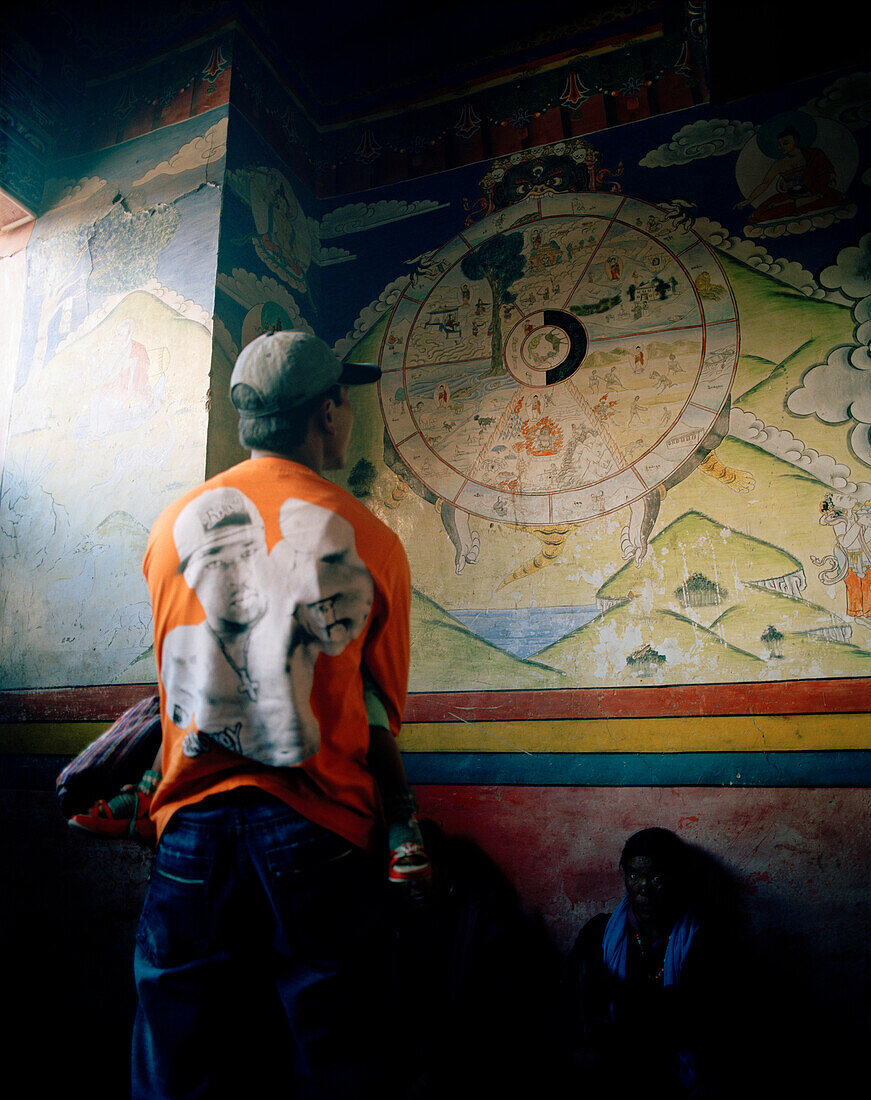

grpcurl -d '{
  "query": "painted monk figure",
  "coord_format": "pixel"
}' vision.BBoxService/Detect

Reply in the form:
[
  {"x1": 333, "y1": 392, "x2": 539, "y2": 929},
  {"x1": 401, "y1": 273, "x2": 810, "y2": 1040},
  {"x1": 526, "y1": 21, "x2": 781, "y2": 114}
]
[{"x1": 735, "y1": 125, "x2": 845, "y2": 224}]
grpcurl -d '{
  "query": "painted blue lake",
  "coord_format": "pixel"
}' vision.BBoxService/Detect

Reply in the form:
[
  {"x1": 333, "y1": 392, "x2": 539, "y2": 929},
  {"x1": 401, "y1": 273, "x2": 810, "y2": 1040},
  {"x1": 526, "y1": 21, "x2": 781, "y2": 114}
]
[{"x1": 447, "y1": 605, "x2": 601, "y2": 659}]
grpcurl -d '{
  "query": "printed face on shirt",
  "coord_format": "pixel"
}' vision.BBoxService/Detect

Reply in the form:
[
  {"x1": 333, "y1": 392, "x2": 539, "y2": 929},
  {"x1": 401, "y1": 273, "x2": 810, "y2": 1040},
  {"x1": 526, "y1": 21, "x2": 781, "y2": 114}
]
[
  {"x1": 184, "y1": 535, "x2": 268, "y2": 630},
  {"x1": 295, "y1": 552, "x2": 373, "y2": 655},
  {"x1": 278, "y1": 498, "x2": 374, "y2": 655},
  {"x1": 160, "y1": 491, "x2": 378, "y2": 769}
]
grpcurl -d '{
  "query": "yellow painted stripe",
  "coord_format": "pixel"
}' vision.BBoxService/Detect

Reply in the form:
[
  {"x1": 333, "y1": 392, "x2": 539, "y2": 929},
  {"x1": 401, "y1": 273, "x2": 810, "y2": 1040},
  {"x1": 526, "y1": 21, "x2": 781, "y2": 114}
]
[
  {"x1": 1, "y1": 723, "x2": 108, "y2": 754},
  {"x1": 3, "y1": 712, "x2": 869, "y2": 757},
  {"x1": 397, "y1": 713, "x2": 871, "y2": 753}
]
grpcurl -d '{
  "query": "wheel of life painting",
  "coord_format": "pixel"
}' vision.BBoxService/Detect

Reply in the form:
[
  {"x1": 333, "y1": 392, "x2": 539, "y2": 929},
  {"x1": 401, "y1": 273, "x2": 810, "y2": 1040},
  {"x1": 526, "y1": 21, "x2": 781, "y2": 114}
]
[{"x1": 378, "y1": 191, "x2": 739, "y2": 527}]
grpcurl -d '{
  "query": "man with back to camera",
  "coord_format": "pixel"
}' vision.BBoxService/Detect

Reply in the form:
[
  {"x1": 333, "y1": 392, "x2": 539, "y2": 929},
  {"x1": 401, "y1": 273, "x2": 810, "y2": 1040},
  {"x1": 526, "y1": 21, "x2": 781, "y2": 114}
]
[{"x1": 134, "y1": 330, "x2": 430, "y2": 1100}]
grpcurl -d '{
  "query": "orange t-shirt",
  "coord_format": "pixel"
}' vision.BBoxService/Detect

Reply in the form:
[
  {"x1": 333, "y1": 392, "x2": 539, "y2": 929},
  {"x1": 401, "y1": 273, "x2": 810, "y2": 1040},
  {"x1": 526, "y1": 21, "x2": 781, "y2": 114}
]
[{"x1": 143, "y1": 457, "x2": 411, "y2": 851}]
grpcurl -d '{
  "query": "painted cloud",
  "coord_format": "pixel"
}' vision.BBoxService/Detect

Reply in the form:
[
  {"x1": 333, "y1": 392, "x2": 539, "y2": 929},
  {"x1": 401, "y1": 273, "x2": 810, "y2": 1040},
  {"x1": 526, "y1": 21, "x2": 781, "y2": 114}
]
[
  {"x1": 320, "y1": 199, "x2": 449, "y2": 238},
  {"x1": 131, "y1": 118, "x2": 228, "y2": 187},
  {"x1": 640, "y1": 118, "x2": 757, "y2": 168},
  {"x1": 786, "y1": 234, "x2": 871, "y2": 466}
]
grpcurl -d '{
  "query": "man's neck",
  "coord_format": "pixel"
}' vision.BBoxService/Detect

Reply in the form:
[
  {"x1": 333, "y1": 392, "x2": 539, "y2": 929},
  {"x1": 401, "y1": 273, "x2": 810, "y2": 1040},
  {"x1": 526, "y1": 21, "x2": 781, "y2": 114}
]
[{"x1": 250, "y1": 444, "x2": 323, "y2": 474}]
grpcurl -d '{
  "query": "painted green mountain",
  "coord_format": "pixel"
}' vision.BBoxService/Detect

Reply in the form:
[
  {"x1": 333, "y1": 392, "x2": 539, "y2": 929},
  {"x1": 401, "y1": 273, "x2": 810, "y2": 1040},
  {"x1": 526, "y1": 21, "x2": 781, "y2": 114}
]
[
  {"x1": 535, "y1": 602, "x2": 763, "y2": 687},
  {"x1": 650, "y1": 435, "x2": 865, "y2": 618},
  {"x1": 722, "y1": 251, "x2": 854, "y2": 388},
  {"x1": 733, "y1": 352, "x2": 782, "y2": 403},
  {"x1": 409, "y1": 586, "x2": 566, "y2": 692},
  {"x1": 531, "y1": 505, "x2": 870, "y2": 686},
  {"x1": 712, "y1": 586, "x2": 871, "y2": 676},
  {"x1": 719, "y1": 251, "x2": 858, "y2": 462},
  {"x1": 597, "y1": 510, "x2": 803, "y2": 605},
  {"x1": 528, "y1": 508, "x2": 846, "y2": 686}
]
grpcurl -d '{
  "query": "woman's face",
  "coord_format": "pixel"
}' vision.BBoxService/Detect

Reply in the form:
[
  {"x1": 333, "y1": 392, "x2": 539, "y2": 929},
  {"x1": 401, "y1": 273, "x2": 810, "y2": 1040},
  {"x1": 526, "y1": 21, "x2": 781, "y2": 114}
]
[{"x1": 624, "y1": 855, "x2": 673, "y2": 925}]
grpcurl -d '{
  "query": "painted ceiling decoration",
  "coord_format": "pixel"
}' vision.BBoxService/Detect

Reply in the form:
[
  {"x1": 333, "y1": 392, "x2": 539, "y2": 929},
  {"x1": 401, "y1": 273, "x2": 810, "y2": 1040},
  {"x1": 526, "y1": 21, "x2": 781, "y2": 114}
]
[
  {"x1": 0, "y1": 1, "x2": 864, "y2": 212},
  {"x1": 2, "y1": 1, "x2": 706, "y2": 213}
]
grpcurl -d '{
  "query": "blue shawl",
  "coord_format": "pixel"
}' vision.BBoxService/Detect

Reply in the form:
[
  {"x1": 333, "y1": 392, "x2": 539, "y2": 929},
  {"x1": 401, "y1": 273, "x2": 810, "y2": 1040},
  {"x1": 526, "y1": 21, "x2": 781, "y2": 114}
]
[{"x1": 601, "y1": 895, "x2": 699, "y2": 986}]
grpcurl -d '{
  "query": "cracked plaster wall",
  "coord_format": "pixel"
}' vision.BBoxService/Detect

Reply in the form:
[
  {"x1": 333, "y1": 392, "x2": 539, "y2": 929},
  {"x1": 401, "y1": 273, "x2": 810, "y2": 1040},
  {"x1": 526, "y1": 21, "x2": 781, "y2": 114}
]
[{"x1": 0, "y1": 109, "x2": 227, "y2": 689}]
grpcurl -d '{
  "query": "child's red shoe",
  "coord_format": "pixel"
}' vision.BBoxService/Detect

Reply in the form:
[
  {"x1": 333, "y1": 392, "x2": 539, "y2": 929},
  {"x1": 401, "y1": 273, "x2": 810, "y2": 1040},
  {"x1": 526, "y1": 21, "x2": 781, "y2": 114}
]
[{"x1": 68, "y1": 770, "x2": 159, "y2": 841}]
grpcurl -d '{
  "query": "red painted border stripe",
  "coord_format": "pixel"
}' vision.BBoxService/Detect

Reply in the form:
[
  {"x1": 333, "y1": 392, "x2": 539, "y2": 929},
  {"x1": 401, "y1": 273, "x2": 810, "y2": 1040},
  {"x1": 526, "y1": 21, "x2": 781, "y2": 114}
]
[
  {"x1": 404, "y1": 680, "x2": 871, "y2": 721},
  {"x1": 1, "y1": 677, "x2": 869, "y2": 724},
  {"x1": 0, "y1": 684, "x2": 158, "y2": 723}
]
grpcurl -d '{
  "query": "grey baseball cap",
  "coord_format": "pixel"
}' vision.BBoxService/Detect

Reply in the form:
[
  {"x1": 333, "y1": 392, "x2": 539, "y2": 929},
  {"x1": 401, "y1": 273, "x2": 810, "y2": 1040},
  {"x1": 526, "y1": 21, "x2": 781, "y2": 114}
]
[{"x1": 230, "y1": 331, "x2": 381, "y2": 419}]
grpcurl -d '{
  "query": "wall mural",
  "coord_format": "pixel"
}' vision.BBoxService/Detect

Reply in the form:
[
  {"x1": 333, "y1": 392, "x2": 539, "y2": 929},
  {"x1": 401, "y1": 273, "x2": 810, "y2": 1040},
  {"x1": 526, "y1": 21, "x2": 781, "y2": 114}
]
[
  {"x1": 214, "y1": 163, "x2": 318, "y2": 366},
  {"x1": 327, "y1": 70, "x2": 871, "y2": 699},
  {"x1": 210, "y1": 116, "x2": 349, "y2": 476},
  {"x1": 0, "y1": 110, "x2": 227, "y2": 689},
  {"x1": 2, "y1": 63, "x2": 869, "y2": 735}
]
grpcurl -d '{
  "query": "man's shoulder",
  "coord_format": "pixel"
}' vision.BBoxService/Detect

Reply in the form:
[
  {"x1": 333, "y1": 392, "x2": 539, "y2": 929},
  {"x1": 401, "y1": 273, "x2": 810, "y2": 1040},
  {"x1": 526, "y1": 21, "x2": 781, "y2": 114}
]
[
  {"x1": 312, "y1": 480, "x2": 408, "y2": 572},
  {"x1": 145, "y1": 462, "x2": 256, "y2": 566},
  {"x1": 260, "y1": 463, "x2": 403, "y2": 555},
  {"x1": 320, "y1": 480, "x2": 399, "y2": 537},
  {"x1": 146, "y1": 460, "x2": 405, "y2": 567},
  {"x1": 151, "y1": 461, "x2": 255, "y2": 520}
]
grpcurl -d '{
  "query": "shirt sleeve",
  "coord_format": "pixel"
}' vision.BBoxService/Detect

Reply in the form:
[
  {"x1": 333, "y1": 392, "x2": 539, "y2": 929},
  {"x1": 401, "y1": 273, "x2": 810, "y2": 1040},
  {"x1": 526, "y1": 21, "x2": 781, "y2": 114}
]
[{"x1": 361, "y1": 536, "x2": 411, "y2": 739}]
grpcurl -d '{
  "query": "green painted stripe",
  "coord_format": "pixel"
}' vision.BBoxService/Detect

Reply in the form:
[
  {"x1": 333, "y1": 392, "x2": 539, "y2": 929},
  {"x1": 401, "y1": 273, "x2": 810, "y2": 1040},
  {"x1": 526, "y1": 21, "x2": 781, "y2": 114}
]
[
  {"x1": 401, "y1": 751, "x2": 871, "y2": 786},
  {"x1": 5, "y1": 751, "x2": 870, "y2": 793}
]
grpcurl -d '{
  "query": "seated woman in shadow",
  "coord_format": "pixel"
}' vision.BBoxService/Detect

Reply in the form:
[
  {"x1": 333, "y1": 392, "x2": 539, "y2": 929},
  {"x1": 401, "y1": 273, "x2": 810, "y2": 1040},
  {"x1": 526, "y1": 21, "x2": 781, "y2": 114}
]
[{"x1": 565, "y1": 827, "x2": 742, "y2": 1099}]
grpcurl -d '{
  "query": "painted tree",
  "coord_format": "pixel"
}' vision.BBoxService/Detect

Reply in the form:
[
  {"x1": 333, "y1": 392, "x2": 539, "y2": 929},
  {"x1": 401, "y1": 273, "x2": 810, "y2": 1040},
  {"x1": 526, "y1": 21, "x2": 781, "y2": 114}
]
[
  {"x1": 460, "y1": 231, "x2": 526, "y2": 377},
  {"x1": 348, "y1": 457, "x2": 377, "y2": 498},
  {"x1": 86, "y1": 200, "x2": 180, "y2": 297},
  {"x1": 675, "y1": 571, "x2": 728, "y2": 608},
  {"x1": 761, "y1": 624, "x2": 784, "y2": 658},
  {"x1": 626, "y1": 643, "x2": 667, "y2": 676}
]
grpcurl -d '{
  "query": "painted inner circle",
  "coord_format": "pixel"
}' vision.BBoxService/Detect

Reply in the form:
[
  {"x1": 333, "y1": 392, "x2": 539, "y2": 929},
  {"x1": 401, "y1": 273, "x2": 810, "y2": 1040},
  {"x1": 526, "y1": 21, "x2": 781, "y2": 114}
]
[
  {"x1": 522, "y1": 325, "x2": 570, "y2": 368},
  {"x1": 506, "y1": 309, "x2": 588, "y2": 388}
]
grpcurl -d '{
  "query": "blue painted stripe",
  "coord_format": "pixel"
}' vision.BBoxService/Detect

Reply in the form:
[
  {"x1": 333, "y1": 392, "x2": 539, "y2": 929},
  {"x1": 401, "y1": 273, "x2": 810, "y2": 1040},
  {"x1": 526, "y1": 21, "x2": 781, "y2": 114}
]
[
  {"x1": 6, "y1": 751, "x2": 870, "y2": 793},
  {"x1": 401, "y1": 752, "x2": 871, "y2": 786}
]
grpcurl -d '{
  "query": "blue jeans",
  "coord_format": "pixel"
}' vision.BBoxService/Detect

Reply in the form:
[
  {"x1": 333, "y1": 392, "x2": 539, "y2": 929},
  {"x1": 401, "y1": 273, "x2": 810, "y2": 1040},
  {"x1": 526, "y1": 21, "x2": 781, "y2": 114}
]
[{"x1": 132, "y1": 790, "x2": 394, "y2": 1100}]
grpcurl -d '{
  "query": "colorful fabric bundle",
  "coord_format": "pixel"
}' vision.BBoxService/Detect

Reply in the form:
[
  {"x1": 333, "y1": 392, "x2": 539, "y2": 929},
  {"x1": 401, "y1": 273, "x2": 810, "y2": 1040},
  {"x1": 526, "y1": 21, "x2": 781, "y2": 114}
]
[{"x1": 56, "y1": 694, "x2": 162, "y2": 818}]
